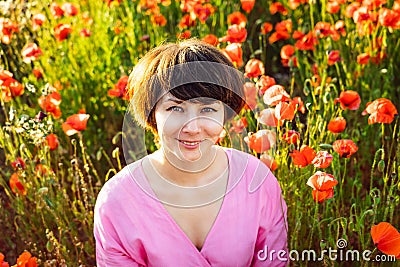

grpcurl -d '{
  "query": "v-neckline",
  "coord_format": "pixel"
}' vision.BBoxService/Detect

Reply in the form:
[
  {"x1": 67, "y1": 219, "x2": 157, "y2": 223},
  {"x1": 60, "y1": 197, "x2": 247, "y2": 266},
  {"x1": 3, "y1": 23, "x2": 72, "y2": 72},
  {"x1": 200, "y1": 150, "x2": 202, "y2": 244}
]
[{"x1": 137, "y1": 147, "x2": 232, "y2": 254}]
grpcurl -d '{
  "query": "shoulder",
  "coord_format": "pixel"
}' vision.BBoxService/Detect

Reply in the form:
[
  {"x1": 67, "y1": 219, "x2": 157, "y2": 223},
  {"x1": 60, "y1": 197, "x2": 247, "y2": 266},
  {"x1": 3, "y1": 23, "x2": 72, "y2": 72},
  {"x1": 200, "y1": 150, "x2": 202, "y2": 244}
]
[
  {"x1": 95, "y1": 160, "x2": 142, "y2": 212},
  {"x1": 224, "y1": 147, "x2": 281, "y2": 196}
]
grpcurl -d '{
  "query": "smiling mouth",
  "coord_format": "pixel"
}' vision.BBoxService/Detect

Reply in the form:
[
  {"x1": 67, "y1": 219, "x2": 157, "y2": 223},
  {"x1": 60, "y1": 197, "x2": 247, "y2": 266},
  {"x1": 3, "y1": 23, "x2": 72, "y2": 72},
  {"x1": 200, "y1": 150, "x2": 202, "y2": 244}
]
[{"x1": 178, "y1": 140, "x2": 203, "y2": 146}]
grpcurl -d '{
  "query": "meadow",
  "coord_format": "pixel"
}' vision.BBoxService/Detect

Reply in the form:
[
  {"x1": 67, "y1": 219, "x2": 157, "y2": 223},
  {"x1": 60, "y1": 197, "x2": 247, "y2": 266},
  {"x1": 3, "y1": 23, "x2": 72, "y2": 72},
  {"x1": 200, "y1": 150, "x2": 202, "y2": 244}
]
[{"x1": 0, "y1": 0, "x2": 399, "y2": 266}]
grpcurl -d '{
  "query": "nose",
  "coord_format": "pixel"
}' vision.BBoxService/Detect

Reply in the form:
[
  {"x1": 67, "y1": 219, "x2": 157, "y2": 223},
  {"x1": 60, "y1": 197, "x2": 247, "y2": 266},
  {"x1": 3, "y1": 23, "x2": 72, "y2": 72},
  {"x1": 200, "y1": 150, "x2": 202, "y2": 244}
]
[{"x1": 182, "y1": 117, "x2": 201, "y2": 134}]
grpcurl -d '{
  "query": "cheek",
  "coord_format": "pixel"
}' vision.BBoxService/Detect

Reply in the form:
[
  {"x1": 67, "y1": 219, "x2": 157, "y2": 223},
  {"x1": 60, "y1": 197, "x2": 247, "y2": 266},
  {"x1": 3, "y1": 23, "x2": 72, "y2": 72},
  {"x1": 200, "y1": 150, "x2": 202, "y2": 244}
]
[
  {"x1": 204, "y1": 120, "x2": 225, "y2": 137},
  {"x1": 155, "y1": 113, "x2": 182, "y2": 136}
]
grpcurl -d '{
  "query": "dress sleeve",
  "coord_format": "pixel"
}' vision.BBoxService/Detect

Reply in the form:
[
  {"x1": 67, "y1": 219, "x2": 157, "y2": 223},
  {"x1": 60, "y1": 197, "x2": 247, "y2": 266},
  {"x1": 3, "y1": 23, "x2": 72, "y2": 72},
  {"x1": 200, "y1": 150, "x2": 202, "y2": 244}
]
[
  {"x1": 94, "y1": 189, "x2": 146, "y2": 267},
  {"x1": 251, "y1": 172, "x2": 289, "y2": 267}
]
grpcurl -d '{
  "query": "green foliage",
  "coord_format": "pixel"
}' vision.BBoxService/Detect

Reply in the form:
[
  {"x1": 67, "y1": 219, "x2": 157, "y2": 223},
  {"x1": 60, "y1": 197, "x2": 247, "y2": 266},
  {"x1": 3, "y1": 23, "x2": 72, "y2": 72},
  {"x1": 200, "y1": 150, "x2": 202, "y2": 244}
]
[{"x1": 0, "y1": 0, "x2": 399, "y2": 266}]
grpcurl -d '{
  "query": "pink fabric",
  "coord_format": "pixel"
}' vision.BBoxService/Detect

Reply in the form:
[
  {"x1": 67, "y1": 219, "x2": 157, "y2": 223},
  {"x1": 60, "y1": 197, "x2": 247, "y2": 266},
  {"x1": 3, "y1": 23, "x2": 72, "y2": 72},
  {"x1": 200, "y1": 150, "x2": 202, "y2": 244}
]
[{"x1": 94, "y1": 148, "x2": 288, "y2": 266}]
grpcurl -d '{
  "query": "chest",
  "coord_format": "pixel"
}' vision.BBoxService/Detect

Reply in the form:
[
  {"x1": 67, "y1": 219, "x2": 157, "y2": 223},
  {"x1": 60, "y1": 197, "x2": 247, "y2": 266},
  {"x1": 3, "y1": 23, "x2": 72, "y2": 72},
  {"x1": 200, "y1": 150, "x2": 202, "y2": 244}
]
[{"x1": 163, "y1": 197, "x2": 224, "y2": 250}]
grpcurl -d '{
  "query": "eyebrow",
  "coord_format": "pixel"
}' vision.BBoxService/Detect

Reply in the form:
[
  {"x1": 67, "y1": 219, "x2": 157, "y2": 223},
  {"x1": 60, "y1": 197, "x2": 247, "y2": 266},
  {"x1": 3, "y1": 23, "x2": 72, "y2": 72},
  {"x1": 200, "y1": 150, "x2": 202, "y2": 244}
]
[{"x1": 165, "y1": 98, "x2": 183, "y2": 104}]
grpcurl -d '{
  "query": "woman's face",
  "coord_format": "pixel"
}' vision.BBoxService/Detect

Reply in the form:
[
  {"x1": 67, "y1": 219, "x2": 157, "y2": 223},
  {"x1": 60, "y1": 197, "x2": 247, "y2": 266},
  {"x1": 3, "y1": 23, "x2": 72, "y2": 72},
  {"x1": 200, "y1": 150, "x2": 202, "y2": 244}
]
[{"x1": 154, "y1": 93, "x2": 225, "y2": 167}]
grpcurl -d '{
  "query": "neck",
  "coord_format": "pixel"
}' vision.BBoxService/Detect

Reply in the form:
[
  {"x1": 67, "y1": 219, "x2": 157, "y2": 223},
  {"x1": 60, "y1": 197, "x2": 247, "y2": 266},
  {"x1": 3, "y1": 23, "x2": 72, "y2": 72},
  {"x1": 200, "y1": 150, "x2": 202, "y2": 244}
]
[{"x1": 149, "y1": 147, "x2": 225, "y2": 187}]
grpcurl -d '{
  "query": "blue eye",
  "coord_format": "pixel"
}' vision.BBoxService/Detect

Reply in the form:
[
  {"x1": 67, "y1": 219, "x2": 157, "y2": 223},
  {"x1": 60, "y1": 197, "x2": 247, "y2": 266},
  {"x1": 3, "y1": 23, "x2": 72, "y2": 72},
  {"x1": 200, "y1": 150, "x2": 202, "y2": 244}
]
[
  {"x1": 166, "y1": 106, "x2": 183, "y2": 112},
  {"x1": 201, "y1": 107, "x2": 217, "y2": 113}
]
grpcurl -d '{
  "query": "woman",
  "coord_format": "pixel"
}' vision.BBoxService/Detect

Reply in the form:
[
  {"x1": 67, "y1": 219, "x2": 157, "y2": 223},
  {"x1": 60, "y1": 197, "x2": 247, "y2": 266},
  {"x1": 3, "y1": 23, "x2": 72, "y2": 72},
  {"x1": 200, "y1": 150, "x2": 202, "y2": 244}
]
[{"x1": 94, "y1": 39, "x2": 288, "y2": 266}]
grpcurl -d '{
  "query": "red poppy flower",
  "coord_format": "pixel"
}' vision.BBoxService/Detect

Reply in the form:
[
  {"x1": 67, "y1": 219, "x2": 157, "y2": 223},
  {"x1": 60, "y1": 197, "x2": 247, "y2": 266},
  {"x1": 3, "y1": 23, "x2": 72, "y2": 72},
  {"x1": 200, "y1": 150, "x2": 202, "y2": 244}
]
[
  {"x1": 276, "y1": 19, "x2": 293, "y2": 33},
  {"x1": 0, "y1": 69, "x2": 12, "y2": 80},
  {"x1": 307, "y1": 171, "x2": 338, "y2": 203},
  {"x1": 62, "y1": 2, "x2": 79, "y2": 17},
  {"x1": 288, "y1": 0, "x2": 307, "y2": 9},
  {"x1": 193, "y1": 3, "x2": 215, "y2": 23},
  {"x1": 353, "y1": 6, "x2": 372, "y2": 23},
  {"x1": 295, "y1": 32, "x2": 318, "y2": 51},
  {"x1": 269, "y1": 31, "x2": 290, "y2": 44},
  {"x1": 292, "y1": 96, "x2": 306, "y2": 114},
  {"x1": 80, "y1": 28, "x2": 92, "y2": 37},
  {"x1": 0, "y1": 18, "x2": 18, "y2": 44},
  {"x1": 220, "y1": 24, "x2": 247, "y2": 43},
  {"x1": 178, "y1": 14, "x2": 196, "y2": 29},
  {"x1": 328, "y1": 117, "x2": 346, "y2": 133},
  {"x1": 15, "y1": 251, "x2": 38, "y2": 267},
  {"x1": 46, "y1": 134, "x2": 59, "y2": 150},
  {"x1": 0, "y1": 253, "x2": 9, "y2": 267},
  {"x1": 227, "y1": 12, "x2": 247, "y2": 27},
  {"x1": 221, "y1": 43, "x2": 243, "y2": 67},
  {"x1": 312, "y1": 151, "x2": 333, "y2": 168},
  {"x1": 108, "y1": 76, "x2": 130, "y2": 100},
  {"x1": 280, "y1": 44, "x2": 296, "y2": 67},
  {"x1": 241, "y1": 0, "x2": 255, "y2": 13},
  {"x1": 327, "y1": 50, "x2": 340, "y2": 65},
  {"x1": 357, "y1": 53, "x2": 370, "y2": 64},
  {"x1": 334, "y1": 20, "x2": 346, "y2": 36},
  {"x1": 378, "y1": 8, "x2": 400, "y2": 28},
  {"x1": 269, "y1": 20, "x2": 292, "y2": 43},
  {"x1": 314, "y1": 22, "x2": 339, "y2": 40},
  {"x1": 9, "y1": 173, "x2": 26, "y2": 196},
  {"x1": 32, "y1": 68, "x2": 43, "y2": 79},
  {"x1": 282, "y1": 130, "x2": 300, "y2": 144},
  {"x1": 244, "y1": 130, "x2": 276, "y2": 153},
  {"x1": 176, "y1": 30, "x2": 191, "y2": 39},
  {"x1": 292, "y1": 30, "x2": 305, "y2": 40},
  {"x1": 280, "y1": 44, "x2": 295, "y2": 60},
  {"x1": 261, "y1": 22, "x2": 273, "y2": 35},
  {"x1": 371, "y1": 222, "x2": 400, "y2": 259},
  {"x1": 260, "y1": 154, "x2": 278, "y2": 171},
  {"x1": 50, "y1": 3, "x2": 64, "y2": 18},
  {"x1": 258, "y1": 108, "x2": 282, "y2": 127},
  {"x1": 54, "y1": 24, "x2": 72, "y2": 41},
  {"x1": 270, "y1": 2, "x2": 288, "y2": 15},
  {"x1": 21, "y1": 43, "x2": 42, "y2": 64},
  {"x1": 256, "y1": 75, "x2": 276, "y2": 95},
  {"x1": 1, "y1": 76, "x2": 24, "y2": 102},
  {"x1": 245, "y1": 59, "x2": 265, "y2": 78},
  {"x1": 335, "y1": 90, "x2": 361, "y2": 110},
  {"x1": 307, "y1": 171, "x2": 337, "y2": 191},
  {"x1": 290, "y1": 145, "x2": 316, "y2": 167},
  {"x1": 363, "y1": 98, "x2": 398, "y2": 124},
  {"x1": 151, "y1": 13, "x2": 167, "y2": 26},
  {"x1": 230, "y1": 117, "x2": 248, "y2": 133},
  {"x1": 62, "y1": 113, "x2": 90, "y2": 136},
  {"x1": 202, "y1": 34, "x2": 219, "y2": 46},
  {"x1": 38, "y1": 91, "x2": 62, "y2": 118},
  {"x1": 327, "y1": 1, "x2": 340, "y2": 13},
  {"x1": 243, "y1": 82, "x2": 257, "y2": 110},
  {"x1": 263, "y1": 85, "x2": 291, "y2": 107},
  {"x1": 32, "y1": 13, "x2": 45, "y2": 31},
  {"x1": 11, "y1": 158, "x2": 26, "y2": 170},
  {"x1": 332, "y1": 139, "x2": 358, "y2": 158},
  {"x1": 345, "y1": 2, "x2": 361, "y2": 18},
  {"x1": 275, "y1": 101, "x2": 296, "y2": 121}
]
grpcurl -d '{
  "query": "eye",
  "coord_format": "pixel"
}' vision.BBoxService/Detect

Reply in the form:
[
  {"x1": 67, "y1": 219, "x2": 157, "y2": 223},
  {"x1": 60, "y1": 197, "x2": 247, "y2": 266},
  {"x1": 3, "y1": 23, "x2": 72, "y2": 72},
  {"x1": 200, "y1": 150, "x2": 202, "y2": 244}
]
[
  {"x1": 166, "y1": 106, "x2": 183, "y2": 112},
  {"x1": 201, "y1": 107, "x2": 217, "y2": 113}
]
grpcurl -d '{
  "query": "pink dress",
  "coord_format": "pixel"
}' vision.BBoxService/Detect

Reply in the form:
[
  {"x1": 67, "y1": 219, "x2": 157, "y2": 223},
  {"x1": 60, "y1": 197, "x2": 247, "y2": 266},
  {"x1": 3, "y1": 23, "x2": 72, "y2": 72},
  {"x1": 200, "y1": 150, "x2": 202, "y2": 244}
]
[{"x1": 94, "y1": 148, "x2": 288, "y2": 266}]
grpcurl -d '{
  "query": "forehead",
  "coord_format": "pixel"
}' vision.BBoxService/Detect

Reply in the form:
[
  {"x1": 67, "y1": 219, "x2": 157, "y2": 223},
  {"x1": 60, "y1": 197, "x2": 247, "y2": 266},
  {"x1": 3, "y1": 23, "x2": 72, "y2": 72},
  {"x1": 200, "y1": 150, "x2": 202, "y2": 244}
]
[{"x1": 158, "y1": 93, "x2": 221, "y2": 105}]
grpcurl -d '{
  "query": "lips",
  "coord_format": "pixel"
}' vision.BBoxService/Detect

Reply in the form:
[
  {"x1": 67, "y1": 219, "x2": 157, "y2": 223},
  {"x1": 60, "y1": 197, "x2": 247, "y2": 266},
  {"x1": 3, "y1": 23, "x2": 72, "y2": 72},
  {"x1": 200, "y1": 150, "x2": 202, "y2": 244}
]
[{"x1": 178, "y1": 139, "x2": 202, "y2": 145}]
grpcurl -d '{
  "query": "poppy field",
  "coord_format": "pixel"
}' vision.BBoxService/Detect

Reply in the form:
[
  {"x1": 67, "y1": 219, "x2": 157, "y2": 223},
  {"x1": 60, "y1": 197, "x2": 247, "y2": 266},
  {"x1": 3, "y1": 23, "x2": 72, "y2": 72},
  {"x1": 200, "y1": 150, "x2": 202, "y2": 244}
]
[{"x1": 1, "y1": 0, "x2": 400, "y2": 266}]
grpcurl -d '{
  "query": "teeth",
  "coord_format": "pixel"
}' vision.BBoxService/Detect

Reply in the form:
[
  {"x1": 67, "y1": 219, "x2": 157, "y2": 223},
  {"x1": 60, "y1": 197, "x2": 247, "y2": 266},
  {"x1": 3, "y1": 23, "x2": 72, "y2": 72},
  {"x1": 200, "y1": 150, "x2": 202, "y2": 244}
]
[{"x1": 181, "y1": 141, "x2": 199, "y2": 145}]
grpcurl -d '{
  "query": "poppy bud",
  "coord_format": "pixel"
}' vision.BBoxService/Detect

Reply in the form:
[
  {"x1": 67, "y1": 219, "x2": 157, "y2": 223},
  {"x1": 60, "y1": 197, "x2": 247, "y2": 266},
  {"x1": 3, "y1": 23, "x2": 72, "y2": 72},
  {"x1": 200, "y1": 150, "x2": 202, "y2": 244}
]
[{"x1": 377, "y1": 160, "x2": 385, "y2": 172}]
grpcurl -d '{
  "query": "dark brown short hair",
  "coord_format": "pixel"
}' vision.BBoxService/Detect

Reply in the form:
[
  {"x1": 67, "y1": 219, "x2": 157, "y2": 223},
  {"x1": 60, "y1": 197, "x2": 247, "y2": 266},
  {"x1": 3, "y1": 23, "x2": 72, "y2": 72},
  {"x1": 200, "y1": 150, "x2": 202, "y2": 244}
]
[{"x1": 127, "y1": 39, "x2": 245, "y2": 135}]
